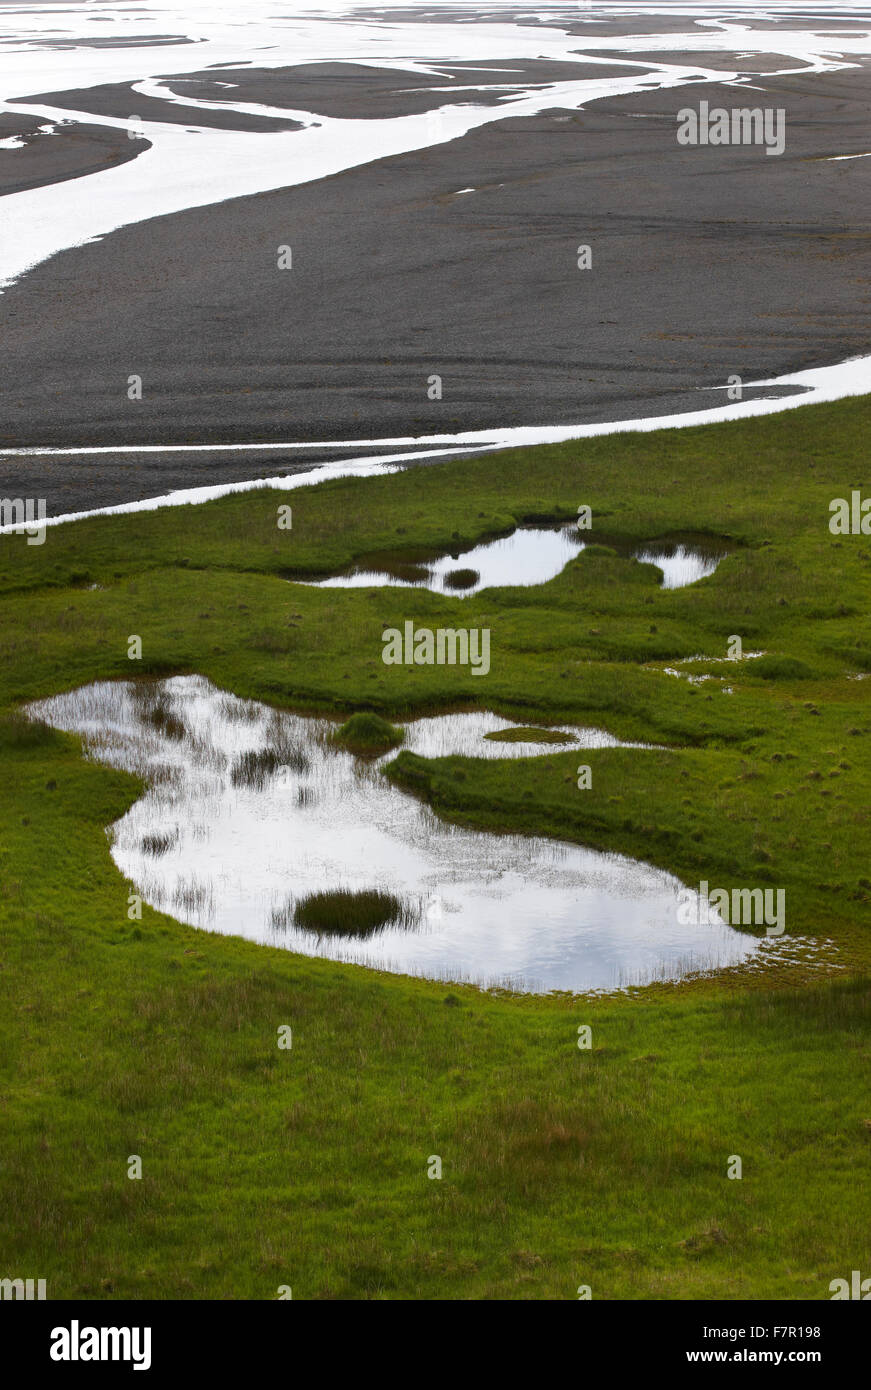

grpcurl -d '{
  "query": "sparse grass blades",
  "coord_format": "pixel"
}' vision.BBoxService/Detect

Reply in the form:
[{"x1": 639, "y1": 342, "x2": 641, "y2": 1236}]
[
  {"x1": 141, "y1": 829, "x2": 178, "y2": 857},
  {"x1": 172, "y1": 878, "x2": 215, "y2": 919},
  {"x1": 231, "y1": 743, "x2": 309, "y2": 787},
  {"x1": 143, "y1": 695, "x2": 187, "y2": 740},
  {"x1": 219, "y1": 694, "x2": 262, "y2": 723},
  {"x1": 230, "y1": 747, "x2": 281, "y2": 787}
]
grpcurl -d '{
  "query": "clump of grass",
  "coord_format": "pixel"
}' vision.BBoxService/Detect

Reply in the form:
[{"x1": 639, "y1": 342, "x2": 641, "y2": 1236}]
[
  {"x1": 143, "y1": 696, "x2": 187, "y2": 740},
  {"x1": 754, "y1": 655, "x2": 814, "y2": 681},
  {"x1": 330, "y1": 712, "x2": 404, "y2": 756},
  {"x1": 829, "y1": 644, "x2": 871, "y2": 672},
  {"x1": 230, "y1": 743, "x2": 309, "y2": 788},
  {"x1": 129, "y1": 680, "x2": 158, "y2": 705},
  {"x1": 290, "y1": 888, "x2": 418, "y2": 938},
  {"x1": 484, "y1": 726, "x2": 574, "y2": 745},
  {"x1": 442, "y1": 568, "x2": 479, "y2": 591},
  {"x1": 141, "y1": 829, "x2": 178, "y2": 856},
  {"x1": 231, "y1": 748, "x2": 280, "y2": 787}
]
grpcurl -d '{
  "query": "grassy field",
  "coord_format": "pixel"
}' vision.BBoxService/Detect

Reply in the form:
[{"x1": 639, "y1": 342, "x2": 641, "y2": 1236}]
[{"x1": 1, "y1": 395, "x2": 869, "y2": 1299}]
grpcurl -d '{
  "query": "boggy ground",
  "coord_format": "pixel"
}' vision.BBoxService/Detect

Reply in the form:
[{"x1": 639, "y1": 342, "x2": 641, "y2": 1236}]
[{"x1": 0, "y1": 395, "x2": 869, "y2": 1298}]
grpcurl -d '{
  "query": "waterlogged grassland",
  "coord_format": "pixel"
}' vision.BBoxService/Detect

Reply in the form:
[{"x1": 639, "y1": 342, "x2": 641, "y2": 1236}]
[{"x1": 0, "y1": 396, "x2": 869, "y2": 1298}]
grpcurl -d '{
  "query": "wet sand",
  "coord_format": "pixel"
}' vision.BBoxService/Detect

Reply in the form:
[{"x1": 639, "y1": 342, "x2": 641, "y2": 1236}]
[
  {"x1": 7, "y1": 79, "x2": 306, "y2": 134},
  {"x1": 163, "y1": 58, "x2": 645, "y2": 117},
  {"x1": 0, "y1": 114, "x2": 150, "y2": 196}
]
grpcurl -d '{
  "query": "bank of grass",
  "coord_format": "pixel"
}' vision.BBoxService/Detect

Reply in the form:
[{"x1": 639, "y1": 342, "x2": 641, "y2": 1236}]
[{"x1": 0, "y1": 395, "x2": 869, "y2": 1299}]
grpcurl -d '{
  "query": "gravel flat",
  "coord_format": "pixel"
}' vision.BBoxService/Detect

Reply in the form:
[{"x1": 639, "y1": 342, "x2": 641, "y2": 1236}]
[{"x1": 1, "y1": 58, "x2": 870, "y2": 514}]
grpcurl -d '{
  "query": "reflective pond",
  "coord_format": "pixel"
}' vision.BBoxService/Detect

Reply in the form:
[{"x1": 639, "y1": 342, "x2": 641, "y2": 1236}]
[
  {"x1": 29, "y1": 676, "x2": 760, "y2": 993},
  {"x1": 299, "y1": 525, "x2": 729, "y2": 595}
]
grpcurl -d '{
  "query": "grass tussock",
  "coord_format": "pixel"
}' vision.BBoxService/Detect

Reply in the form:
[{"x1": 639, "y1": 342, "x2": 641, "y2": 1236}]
[
  {"x1": 330, "y1": 712, "x2": 404, "y2": 756},
  {"x1": 754, "y1": 655, "x2": 815, "y2": 681},
  {"x1": 484, "y1": 726, "x2": 574, "y2": 745},
  {"x1": 231, "y1": 742, "x2": 309, "y2": 787},
  {"x1": 291, "y1": 888, "x2": 418, "y2": 937},
  {"x1": 442, "y1": 568, "x2": 479, "y2": 591},
  {"x1": 140, "y1": 829, "x2": 178, "y2": 857},
  {"x1": 143, "y1": 696, "x2": 187, "y2": 740}
]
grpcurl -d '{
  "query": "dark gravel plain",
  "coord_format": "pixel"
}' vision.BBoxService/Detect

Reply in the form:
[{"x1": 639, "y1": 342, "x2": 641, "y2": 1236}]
[{"x1": 1, "y1": 48, "x2": 870, "y2": 514}]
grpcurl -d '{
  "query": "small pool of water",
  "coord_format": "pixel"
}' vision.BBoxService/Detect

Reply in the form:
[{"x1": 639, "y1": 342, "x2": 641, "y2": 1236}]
[
  {"x1": 28, "y1": 676, "x2": 760, "y2": 994},
  {"x1": 299, "y1": 525, "x2": 728, "y2": 595},
  {"x1": 633, "y1": 540, "x2": 725, "y2": 590}
]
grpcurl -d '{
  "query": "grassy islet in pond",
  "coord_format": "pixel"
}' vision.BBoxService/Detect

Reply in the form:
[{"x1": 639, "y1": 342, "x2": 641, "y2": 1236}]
[
  {"x1": 442, "y1": 568, "x2": 480, "y2": 591},
  {"x1": 291, "y1": 888, "x2": 418, "y2": 938},
  {"x1": 483, "y1": 726, "x2": 575, "y2": 745},
  {"x1": 330, "y1": 711, "x2": 404, "y2": 755}
]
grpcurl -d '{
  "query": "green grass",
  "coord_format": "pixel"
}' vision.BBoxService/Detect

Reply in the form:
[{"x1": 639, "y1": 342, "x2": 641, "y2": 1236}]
[
  {"x1": 330, "y1": 712, "x2": 404, "y2": 756},
  {"x1": 0, "y1": 394, "x2": 870, "y2": 1299},
  {"x1": 441, "y1": 567, "x2": 480, "y2": 590},
  {"x1": 292, "y1": 888, "x2": 416, "y2": 937}
]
